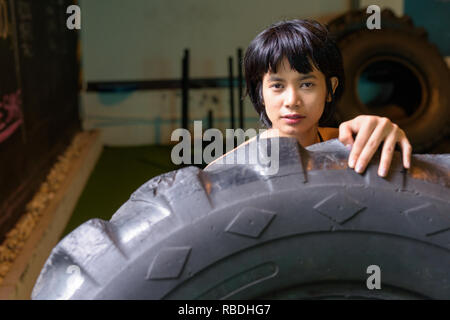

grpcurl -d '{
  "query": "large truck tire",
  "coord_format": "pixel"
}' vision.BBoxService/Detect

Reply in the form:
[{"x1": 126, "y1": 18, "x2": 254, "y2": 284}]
[
  {"x1": 32, "y1": 137, "x2": 450, "y2": 299},
  {"x1": 327, "y1": 9, "x2": 450, "y2": 152}
]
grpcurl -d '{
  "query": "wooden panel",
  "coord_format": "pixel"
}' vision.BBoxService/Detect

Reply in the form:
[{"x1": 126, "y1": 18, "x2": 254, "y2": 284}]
[{"x1": 0, "y1": 0, "x2": 80, "y2": 242}]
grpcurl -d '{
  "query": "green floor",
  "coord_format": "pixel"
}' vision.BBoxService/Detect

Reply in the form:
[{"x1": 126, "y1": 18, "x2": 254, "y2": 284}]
[{"x1": 61, "y1": 145, "x2": 191, "y2": 239}]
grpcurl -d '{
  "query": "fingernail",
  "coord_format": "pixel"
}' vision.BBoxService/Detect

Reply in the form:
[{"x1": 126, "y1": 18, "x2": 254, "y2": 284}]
[
  {"x1": 348, "y1": 158, "x2": 355, "y2": 168},
  {"x1": 345, "y1": 144, "x2": 352, "y2": 151},
  {"x1": 378, "y1": 167, "x2": 387, "y2": 177},
  {"x1": 355, "y1": 163, "x2": 363, "y2": 173}
]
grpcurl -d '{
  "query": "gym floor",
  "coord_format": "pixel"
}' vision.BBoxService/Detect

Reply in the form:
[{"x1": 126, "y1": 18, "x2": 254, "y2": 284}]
[{"x1": 60, "y1": 145, "x2": 183, "y2": 238}]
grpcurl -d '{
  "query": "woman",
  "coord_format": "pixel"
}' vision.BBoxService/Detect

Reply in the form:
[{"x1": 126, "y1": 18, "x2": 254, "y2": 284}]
[{"x1": 206, "y1": 19, "x2": 411, "y2": 177}]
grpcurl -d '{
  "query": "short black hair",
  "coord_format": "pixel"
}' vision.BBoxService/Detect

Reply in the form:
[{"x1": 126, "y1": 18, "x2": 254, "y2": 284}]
[{"x1": 243, "y1": 19, "x2": 345, "y2": 128}]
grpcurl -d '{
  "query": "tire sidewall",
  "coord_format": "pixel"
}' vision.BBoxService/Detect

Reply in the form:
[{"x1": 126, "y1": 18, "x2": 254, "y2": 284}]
[{"x1": 337, "y1": 29, "x2": 450, "y2": 150}]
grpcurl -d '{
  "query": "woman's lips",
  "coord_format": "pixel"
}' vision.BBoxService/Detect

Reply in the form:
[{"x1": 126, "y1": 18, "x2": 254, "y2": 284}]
[{"x1": 282, "y1": 114, "x2": 305, "y2": 124}]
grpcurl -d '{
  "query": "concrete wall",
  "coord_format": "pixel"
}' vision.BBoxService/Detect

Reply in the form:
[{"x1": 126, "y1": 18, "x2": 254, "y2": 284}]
[
  {"x1": 78, "y1": 0, "x2": 349, "y2": 146},
  {"x1": 78, "y1": 0, "x2": 450, "y2": 146}
]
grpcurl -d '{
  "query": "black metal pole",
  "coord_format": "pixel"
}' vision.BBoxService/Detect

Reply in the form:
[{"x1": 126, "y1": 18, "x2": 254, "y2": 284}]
[
  {"x1": 207, "y1": 109, "x2": 213, "y2": 130},
  {"x1": 237, "y1": 48, "x2": 244, "y2": 130},
  {"x1": 182, "y1": 49, "x2": 189, "y2": 130},
  {"x1": 228, "y1": 56, "x2": 235, "y2": 130}
]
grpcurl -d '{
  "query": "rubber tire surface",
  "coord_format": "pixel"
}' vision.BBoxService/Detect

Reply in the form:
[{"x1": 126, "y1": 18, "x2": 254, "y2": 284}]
[
  {"x1": 32, "y1": 138, "x2": 450, "y2": 299},
  {"x1": 327, "y1": 9, "x2": 450, "y2": 152}
]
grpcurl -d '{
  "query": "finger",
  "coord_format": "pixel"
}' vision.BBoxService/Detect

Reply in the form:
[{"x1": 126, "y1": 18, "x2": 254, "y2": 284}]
[
  {"x1": 347, "y1": 118, "x2": 378, "y2": 169},
  {"x1": 398, "y1": 130, "x2": 412, "y2": 169},
  {"x1": 354, "y1": 122, "x2": 389, "y2": 173},
  {"x1": 377, "y1": 130, "x2": 398, "y2": 177},
  {"x1": 338, "y1": 121, "x2": 355, "y2": 149}
]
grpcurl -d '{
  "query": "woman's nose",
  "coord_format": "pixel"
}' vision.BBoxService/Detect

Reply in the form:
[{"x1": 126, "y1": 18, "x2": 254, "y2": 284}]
[{"x1": 284, "y1": 86, "x2": 300, "y2": 108}]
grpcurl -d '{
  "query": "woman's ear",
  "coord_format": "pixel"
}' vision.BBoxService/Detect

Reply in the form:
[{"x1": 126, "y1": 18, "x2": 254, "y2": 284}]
[{"x1": 327, "y1": 77, "x2": 339, "y2": 102}]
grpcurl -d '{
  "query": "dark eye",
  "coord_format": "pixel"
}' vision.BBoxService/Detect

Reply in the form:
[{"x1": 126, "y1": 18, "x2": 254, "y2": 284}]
[
  {"x1": 271, "y1": 83, "x2": 283, "y2": 89},
  {"x1": 301, "y1": 82, "x2": 314, "y2": 88}
]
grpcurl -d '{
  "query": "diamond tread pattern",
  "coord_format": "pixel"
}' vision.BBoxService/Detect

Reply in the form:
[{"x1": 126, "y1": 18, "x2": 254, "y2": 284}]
[{"x1": 32, "y1": 138, "x2": 450, "y2": 299}]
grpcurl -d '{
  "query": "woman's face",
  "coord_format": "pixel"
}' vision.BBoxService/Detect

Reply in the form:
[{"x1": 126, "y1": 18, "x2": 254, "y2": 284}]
[{"x1": 262, "y1": 57, "x2": 337, "y2": 145}]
